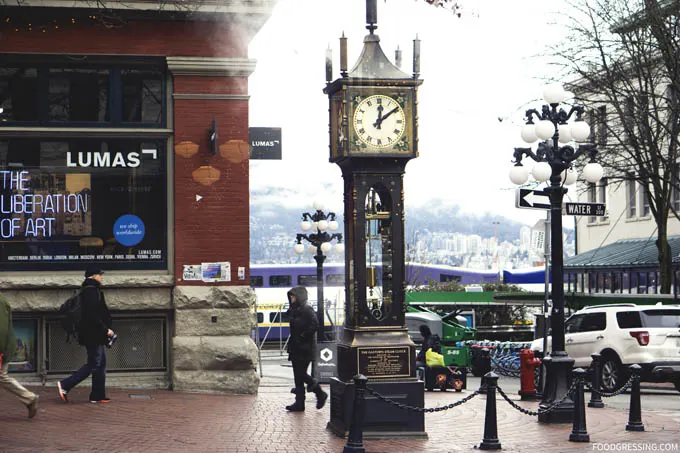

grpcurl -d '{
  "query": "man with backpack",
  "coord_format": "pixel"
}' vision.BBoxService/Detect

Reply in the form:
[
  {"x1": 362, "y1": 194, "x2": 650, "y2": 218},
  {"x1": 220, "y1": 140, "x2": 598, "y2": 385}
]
[
  {"x1": 0, "y1": 293, "x2": 39, "y2": 418},
  {"x1": 57, "y1": 266, "x2": 114, "y2": 404}
]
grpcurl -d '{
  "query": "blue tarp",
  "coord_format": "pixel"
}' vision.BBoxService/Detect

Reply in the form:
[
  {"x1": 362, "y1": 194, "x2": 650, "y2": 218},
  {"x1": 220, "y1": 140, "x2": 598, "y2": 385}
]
[{"x1": 503, "y1": 267, "x2": 550, "y2": 284}]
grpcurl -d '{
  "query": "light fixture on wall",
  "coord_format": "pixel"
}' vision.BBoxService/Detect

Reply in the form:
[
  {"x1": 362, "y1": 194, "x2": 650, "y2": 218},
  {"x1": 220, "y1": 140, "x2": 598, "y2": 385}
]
[
  {"x1": 175, "y1": 141, "x2": 199, "y2": 159},
  {"x1": 208, "y1": 118, "x2": 218, "y2": 155},
  {"x1": 192, "y1": 166, "x2": 221, "y2": 186},
  {"x1": 219, "y1": 140, "x2": 249, "y2": 163}
]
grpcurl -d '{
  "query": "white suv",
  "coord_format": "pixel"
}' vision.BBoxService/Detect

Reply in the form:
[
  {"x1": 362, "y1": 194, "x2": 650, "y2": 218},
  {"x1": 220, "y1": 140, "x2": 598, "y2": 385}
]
[{"x1": 531, "y1": 303, "x2": 680, "y2": 393}]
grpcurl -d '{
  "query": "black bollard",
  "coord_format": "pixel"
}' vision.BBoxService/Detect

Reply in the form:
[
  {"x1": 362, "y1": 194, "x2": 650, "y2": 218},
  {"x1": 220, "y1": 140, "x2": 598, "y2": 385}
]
[
  {"x1": 343, "y1": 374, "x2": 368, "y2": 453},
  {"x1": 625, "y1": 364, "x2": 644, "y2": 432},
  {"x1": 588, "y1": 354, "x2": 604, "y2": 408},
  {"x1": 569, "y1": 368, "x2": 590, "y2": 442},
  {"x1": 478, "y1": 348, "x2": 491, "y2": 395},
  {"x1": 479, "y1": 372, "x2": 502, "y2": 451}
]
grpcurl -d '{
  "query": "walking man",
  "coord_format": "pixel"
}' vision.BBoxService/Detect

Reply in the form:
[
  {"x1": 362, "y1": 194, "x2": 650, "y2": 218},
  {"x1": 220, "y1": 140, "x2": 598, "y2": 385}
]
[
  {"x1": 285, "y1": 286, "x2": 328, "y2": 412},
  {"x1": 57, "y1": 267, "x2": 114, "y2": 404},
  {"x1": 0, "y1": 293, "x2": 39, "y2": 418}
]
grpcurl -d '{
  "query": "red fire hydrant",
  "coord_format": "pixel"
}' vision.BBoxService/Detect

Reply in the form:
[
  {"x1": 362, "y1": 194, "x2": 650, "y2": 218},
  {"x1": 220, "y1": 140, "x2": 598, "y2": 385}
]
[{"x1": 519, "y1": 349, "x2": 541, "y2": 400}]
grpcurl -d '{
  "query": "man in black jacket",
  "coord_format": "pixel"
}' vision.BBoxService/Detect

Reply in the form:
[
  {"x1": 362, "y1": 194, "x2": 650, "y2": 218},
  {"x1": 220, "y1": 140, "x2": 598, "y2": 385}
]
[
  {"x1": 57, "y1": 266, "x2": 114, "y2": 404},
  {"x1": 285, "y1": 286, "x2": 327, "y2": 412}
]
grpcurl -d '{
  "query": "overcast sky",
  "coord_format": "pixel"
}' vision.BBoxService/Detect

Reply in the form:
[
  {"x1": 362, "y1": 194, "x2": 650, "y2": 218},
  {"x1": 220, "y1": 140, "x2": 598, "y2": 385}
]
[{"x1": 248, "y1": 0, "x2": 574, "y2": 227}]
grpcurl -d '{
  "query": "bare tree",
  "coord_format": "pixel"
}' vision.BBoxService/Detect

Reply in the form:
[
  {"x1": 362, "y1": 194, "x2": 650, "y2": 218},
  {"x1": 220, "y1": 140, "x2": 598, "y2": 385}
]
[{"x1": 550, "y1": 0, "x2": 680, "y2": 293}]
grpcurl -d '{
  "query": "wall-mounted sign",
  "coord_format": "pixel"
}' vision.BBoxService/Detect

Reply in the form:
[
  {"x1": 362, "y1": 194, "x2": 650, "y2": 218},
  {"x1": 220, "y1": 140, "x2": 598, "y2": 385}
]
[
  {"x1": 182, "y1": 265, "x2": 202, "y2": 281},
  {"x1": 249, "y1": 127, "x2": 281, "y2": 160},
  {"x1": 201, "y1": 262, "x2": 231, "y2": 282}
]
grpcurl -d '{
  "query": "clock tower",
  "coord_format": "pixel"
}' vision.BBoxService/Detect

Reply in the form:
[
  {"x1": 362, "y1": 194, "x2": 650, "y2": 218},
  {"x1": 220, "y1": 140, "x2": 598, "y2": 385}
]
[{"x1": 324, "y1": 0, "x2": 425, "y2": 439}]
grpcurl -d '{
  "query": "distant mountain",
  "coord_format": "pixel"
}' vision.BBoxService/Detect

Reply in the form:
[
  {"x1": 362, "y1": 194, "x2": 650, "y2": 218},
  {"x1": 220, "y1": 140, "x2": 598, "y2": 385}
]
[{"x1": 249, "y1": 189, "x2": 544, "y2": 263}]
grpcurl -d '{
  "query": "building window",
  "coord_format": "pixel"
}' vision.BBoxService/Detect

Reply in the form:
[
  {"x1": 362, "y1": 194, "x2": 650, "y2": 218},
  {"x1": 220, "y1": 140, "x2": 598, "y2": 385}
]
[
  {"x1": 626, "y1": 174, "x2": 637, "y2": 218},
  {"x1": 0, "y1": 57, "x2": 165, "y2": 127},
  {"x1": 598, "y1": 178, "x2": 608, "y2": 221},
  {"x1": 596, "y1": 105, "x2": 607, "y2": 146},
  {"x1": 250, "y1": 276, "x2": 264, "y2": 287},
  {"x1": 0, "y1": 138, "x2": 167, "y2": 271},
  {"x1": 7, "y1": 318, "x2": 38, "y2": 373},
  {"x1": 673, "y1": 167, "x2": 680, "y2": 213},
  {"x1": 640, "y1": 183, "x2": 651, "y2": 217},
  {"x1": 588, "y1": 182, "x2": 597, "y2": 224}
]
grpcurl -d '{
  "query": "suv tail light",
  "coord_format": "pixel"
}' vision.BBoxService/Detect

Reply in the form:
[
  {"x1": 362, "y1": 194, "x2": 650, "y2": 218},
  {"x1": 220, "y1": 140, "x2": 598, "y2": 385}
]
[{"x1": 630, "y1": 331, "x2": 650, "y2": 346}]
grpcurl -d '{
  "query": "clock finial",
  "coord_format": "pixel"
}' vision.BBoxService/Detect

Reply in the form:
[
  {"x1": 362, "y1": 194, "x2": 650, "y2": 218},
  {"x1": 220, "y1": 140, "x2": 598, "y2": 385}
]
[{"x1": 366, "y1": 0, "x2": 377, "y2": 34}]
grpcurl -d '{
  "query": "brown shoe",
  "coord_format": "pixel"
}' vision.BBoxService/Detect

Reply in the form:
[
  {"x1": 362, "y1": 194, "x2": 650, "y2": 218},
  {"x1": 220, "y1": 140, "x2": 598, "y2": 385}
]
[{"x1": 27, "y1": 396, "x2": 39, "y2": 419}]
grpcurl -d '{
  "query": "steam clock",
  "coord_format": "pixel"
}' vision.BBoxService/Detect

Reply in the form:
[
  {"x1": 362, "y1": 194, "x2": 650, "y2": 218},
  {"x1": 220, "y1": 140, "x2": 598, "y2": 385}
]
[{"x1": 324, "y1": 0, "x2": 425, "y2": 438}]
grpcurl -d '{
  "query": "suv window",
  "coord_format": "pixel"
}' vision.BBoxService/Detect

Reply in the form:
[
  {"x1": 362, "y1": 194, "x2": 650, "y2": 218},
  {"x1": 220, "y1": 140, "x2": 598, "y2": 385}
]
[
  {"x1": 640, "y1": 309, "x2": 680, "y2": 328},
  {"x1": 617, "y1": 311, "x2": 642, "y2": 329},
  {"x1": 566, "y1": 313, "x2": 606, "y2": 333}
]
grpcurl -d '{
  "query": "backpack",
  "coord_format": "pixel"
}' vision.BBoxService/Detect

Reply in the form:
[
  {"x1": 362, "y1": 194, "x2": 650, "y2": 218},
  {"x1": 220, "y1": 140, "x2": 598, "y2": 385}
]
[
  {"x1": 430, "y1": 334, "x2": 443, "y2": 354},
  {"x1": 58, "y1": 289, "x2": 83, "y2": 343}
]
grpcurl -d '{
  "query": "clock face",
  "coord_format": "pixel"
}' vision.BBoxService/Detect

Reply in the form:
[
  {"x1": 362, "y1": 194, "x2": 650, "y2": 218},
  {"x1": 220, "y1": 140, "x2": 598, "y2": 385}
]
[{"x1": 352, "y1": 94, "x2": 406, "y2": 149}]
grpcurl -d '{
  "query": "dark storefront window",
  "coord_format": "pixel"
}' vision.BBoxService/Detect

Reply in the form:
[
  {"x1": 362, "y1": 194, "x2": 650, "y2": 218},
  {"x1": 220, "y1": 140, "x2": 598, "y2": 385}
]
[
  {"x1": 8, "y1": 318, "x2": 38, "y2": 373},
  {"x1": 0, "y1": 138, "x2": 167, "y2": 270},
  {"x1": 0, "y1": 57, "x2": 165, "y2": 127}
]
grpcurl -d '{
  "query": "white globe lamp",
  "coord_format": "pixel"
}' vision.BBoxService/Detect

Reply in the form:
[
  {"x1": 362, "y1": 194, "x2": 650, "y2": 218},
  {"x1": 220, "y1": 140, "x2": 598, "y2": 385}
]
[
  {"x1": 583, "y1": 162, "x2": 604, "y2": 183},
  {"x1": 562, "y1": 168, "x2": 578, "y2": 185},
  {"x1": 320, "y1": 242, "x2": 332, "y2": 253},
  {"x1": 313, "y1": 200, "x2": 324, "y2": 211},
  {"x1": 521, "y1": 124, "x2": 538, "y2": 143},
  {"x1": 509, "y1": 165, "x2": 529, "y2": 185},
  {"x1": 293, "y1": 243, "x2": 305, "y2": 254},
  {"x1": 334, "y1": 243, "x2": 345, "y2": 254},
  {"x1": 300, "y1": 220, "x2": 312, "y2": 231},
  {"x1": 535, "y1": 120, "x2": 555, "y2": 140},
  {"x1": 557, "y1": 123, "x2": 572, "y2": 143},
  {"x1": 543, "y1": 84, "x2": 566, "y2": 104},
  {"x1": 317, "y1": 220, "x2": 328, "y2": 231},
  {"x1": 328, "y1": 220, "x2": 339, "y2": 231},
  {"x1": 532, "y1": 162, "x2": 552, "y2": 182},
  {"x1": 570, "y1": 121, "x2": 590, "y2": 141}
]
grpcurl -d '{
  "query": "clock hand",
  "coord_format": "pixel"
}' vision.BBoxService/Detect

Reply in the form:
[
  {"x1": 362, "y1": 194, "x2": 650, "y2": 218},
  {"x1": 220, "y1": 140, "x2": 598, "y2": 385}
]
[
  {"x1": 373, "y1": 105, "x2": 384, "y2": 129},
  {"x1": 379, "y1": 106, "x2": 400, "y2": 123}
]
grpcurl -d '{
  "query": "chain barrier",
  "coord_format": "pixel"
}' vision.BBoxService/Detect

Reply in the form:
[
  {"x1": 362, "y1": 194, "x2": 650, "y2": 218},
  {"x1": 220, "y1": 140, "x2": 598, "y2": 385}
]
[
  {"x1": 583, "y1": 373, "x2": 635, "y2": 398},
  {"x1": 496, "y1": 377, "x2": 581, "y2": 417},
  {"x1": 365, "y1": 386, "x2": 480, "y2": 413}
]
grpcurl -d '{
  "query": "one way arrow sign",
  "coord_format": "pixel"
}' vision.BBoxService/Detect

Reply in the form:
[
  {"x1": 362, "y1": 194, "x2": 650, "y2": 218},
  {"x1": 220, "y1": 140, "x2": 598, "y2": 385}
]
[{"x1": 516, "y1": 188, "x2": 551, "y2": 210}]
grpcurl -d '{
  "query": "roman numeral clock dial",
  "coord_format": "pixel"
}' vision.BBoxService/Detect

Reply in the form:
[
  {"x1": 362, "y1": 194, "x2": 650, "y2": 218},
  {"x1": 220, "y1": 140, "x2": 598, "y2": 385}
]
[{"x1": 352, "y1": 94, "x2": 406, "y2": 151}]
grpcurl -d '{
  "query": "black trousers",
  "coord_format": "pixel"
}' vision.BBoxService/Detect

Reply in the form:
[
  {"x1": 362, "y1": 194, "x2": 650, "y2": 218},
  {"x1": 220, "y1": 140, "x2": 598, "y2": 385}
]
[{"x1": 292, "y1": 359, "x2": 315, "y2": 390}]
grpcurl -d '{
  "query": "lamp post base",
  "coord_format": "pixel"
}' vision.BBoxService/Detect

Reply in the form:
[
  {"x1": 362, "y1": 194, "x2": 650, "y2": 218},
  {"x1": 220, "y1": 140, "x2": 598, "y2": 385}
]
[{"x1": 538, "y1": 354, "x2": 575, "y2": 424}]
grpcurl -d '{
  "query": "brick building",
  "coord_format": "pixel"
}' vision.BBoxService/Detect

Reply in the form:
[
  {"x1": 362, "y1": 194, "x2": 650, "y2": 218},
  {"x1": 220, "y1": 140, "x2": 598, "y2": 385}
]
[{"x1": 0, "y1": 0, "x2": 276, "y2": 393}]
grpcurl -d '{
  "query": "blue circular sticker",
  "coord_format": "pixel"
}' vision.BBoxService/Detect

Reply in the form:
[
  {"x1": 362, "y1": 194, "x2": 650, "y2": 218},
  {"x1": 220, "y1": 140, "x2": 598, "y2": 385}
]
[{"x1": 113, "y1": 214, "x2": 145, "y2": 247}]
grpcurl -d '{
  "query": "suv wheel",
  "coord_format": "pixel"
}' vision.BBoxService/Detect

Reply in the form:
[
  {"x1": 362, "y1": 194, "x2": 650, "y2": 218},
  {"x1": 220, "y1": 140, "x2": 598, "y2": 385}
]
[{"x1": 601, "y1": 353, "x2": 623, "y2": 393}]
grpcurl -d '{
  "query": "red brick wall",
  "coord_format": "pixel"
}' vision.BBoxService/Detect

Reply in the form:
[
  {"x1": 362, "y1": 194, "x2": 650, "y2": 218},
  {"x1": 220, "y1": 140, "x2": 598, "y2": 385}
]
[
  {"x1": 0, "y1": 19, "x2": 247, "y2": 57},
  {"x1": 0, "y1": 17, "x2": 252, "y2": 285},
  {"x1": 173, "y1": 93, "x2": 250, "y2": 286}
]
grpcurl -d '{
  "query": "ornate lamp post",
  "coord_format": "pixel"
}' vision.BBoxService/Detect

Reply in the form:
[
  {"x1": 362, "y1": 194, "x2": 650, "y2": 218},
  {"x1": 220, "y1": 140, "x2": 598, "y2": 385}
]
[
  {"x1": 509, "y1": 84, "x2": 604, "y2": 423},
  {"x1": 293, "y1": 200, "x2": 344, "y2": 342}
]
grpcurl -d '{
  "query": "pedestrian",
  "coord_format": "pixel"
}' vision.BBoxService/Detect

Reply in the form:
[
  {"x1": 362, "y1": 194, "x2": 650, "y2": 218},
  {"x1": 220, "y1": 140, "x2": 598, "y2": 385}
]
[
  {"x1": 416, "y1": 324, "x2": 442, "y2": 368},
  {"x1": 285, "y1": 286, "x2": 328, "y2": 412},
  {"x1": 0, "y1": 293, "x2": 39, "y2": 418},
  {"x1": 56, "y1": 266, "x2": 114, "y2": 404}
]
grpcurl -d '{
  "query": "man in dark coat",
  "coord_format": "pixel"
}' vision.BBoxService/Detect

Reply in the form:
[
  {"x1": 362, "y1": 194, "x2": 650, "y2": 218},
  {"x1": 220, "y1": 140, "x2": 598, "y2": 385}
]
[
  {"x1": 416, "y1": 324, "x2": 442, "y2": 367},
  {"x1": 285, "y1": 286, "x2": 327, "y2": 412},
  {"x1": 57, "y1": 266, "x2": 114, "y2": 404}
]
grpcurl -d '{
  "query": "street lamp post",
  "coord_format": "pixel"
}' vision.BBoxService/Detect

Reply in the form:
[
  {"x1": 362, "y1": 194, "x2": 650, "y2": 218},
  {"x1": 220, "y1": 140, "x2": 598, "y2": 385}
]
[
  {"x1": 293, "y1": 200, "x2": 344, "y2": 343},
  {"x1": 508, "y1": 84, "x2": 604, "y2": 423}
]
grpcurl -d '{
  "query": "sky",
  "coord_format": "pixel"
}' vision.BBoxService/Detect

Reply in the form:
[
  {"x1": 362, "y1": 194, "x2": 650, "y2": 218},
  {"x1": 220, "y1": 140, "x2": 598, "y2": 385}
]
[{"x1": 248, "y1": 0, "x2": 574, "y2": 227}]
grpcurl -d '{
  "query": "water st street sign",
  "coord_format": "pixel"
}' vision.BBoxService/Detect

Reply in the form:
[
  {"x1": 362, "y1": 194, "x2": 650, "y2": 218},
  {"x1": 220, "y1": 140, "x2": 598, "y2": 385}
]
[
  {"x1": 516, "y1": 188, "x2": 551, "y2": 210},
  {"x1": 564, "y1": 202, "x2": 606, "y2": 216}
]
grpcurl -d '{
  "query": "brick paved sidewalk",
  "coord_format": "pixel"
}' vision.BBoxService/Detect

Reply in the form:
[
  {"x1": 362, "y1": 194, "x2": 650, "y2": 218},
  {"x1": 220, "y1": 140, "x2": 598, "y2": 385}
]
[{"x1": 0, "y1": 381, "x2": 678, "y2": 453}]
